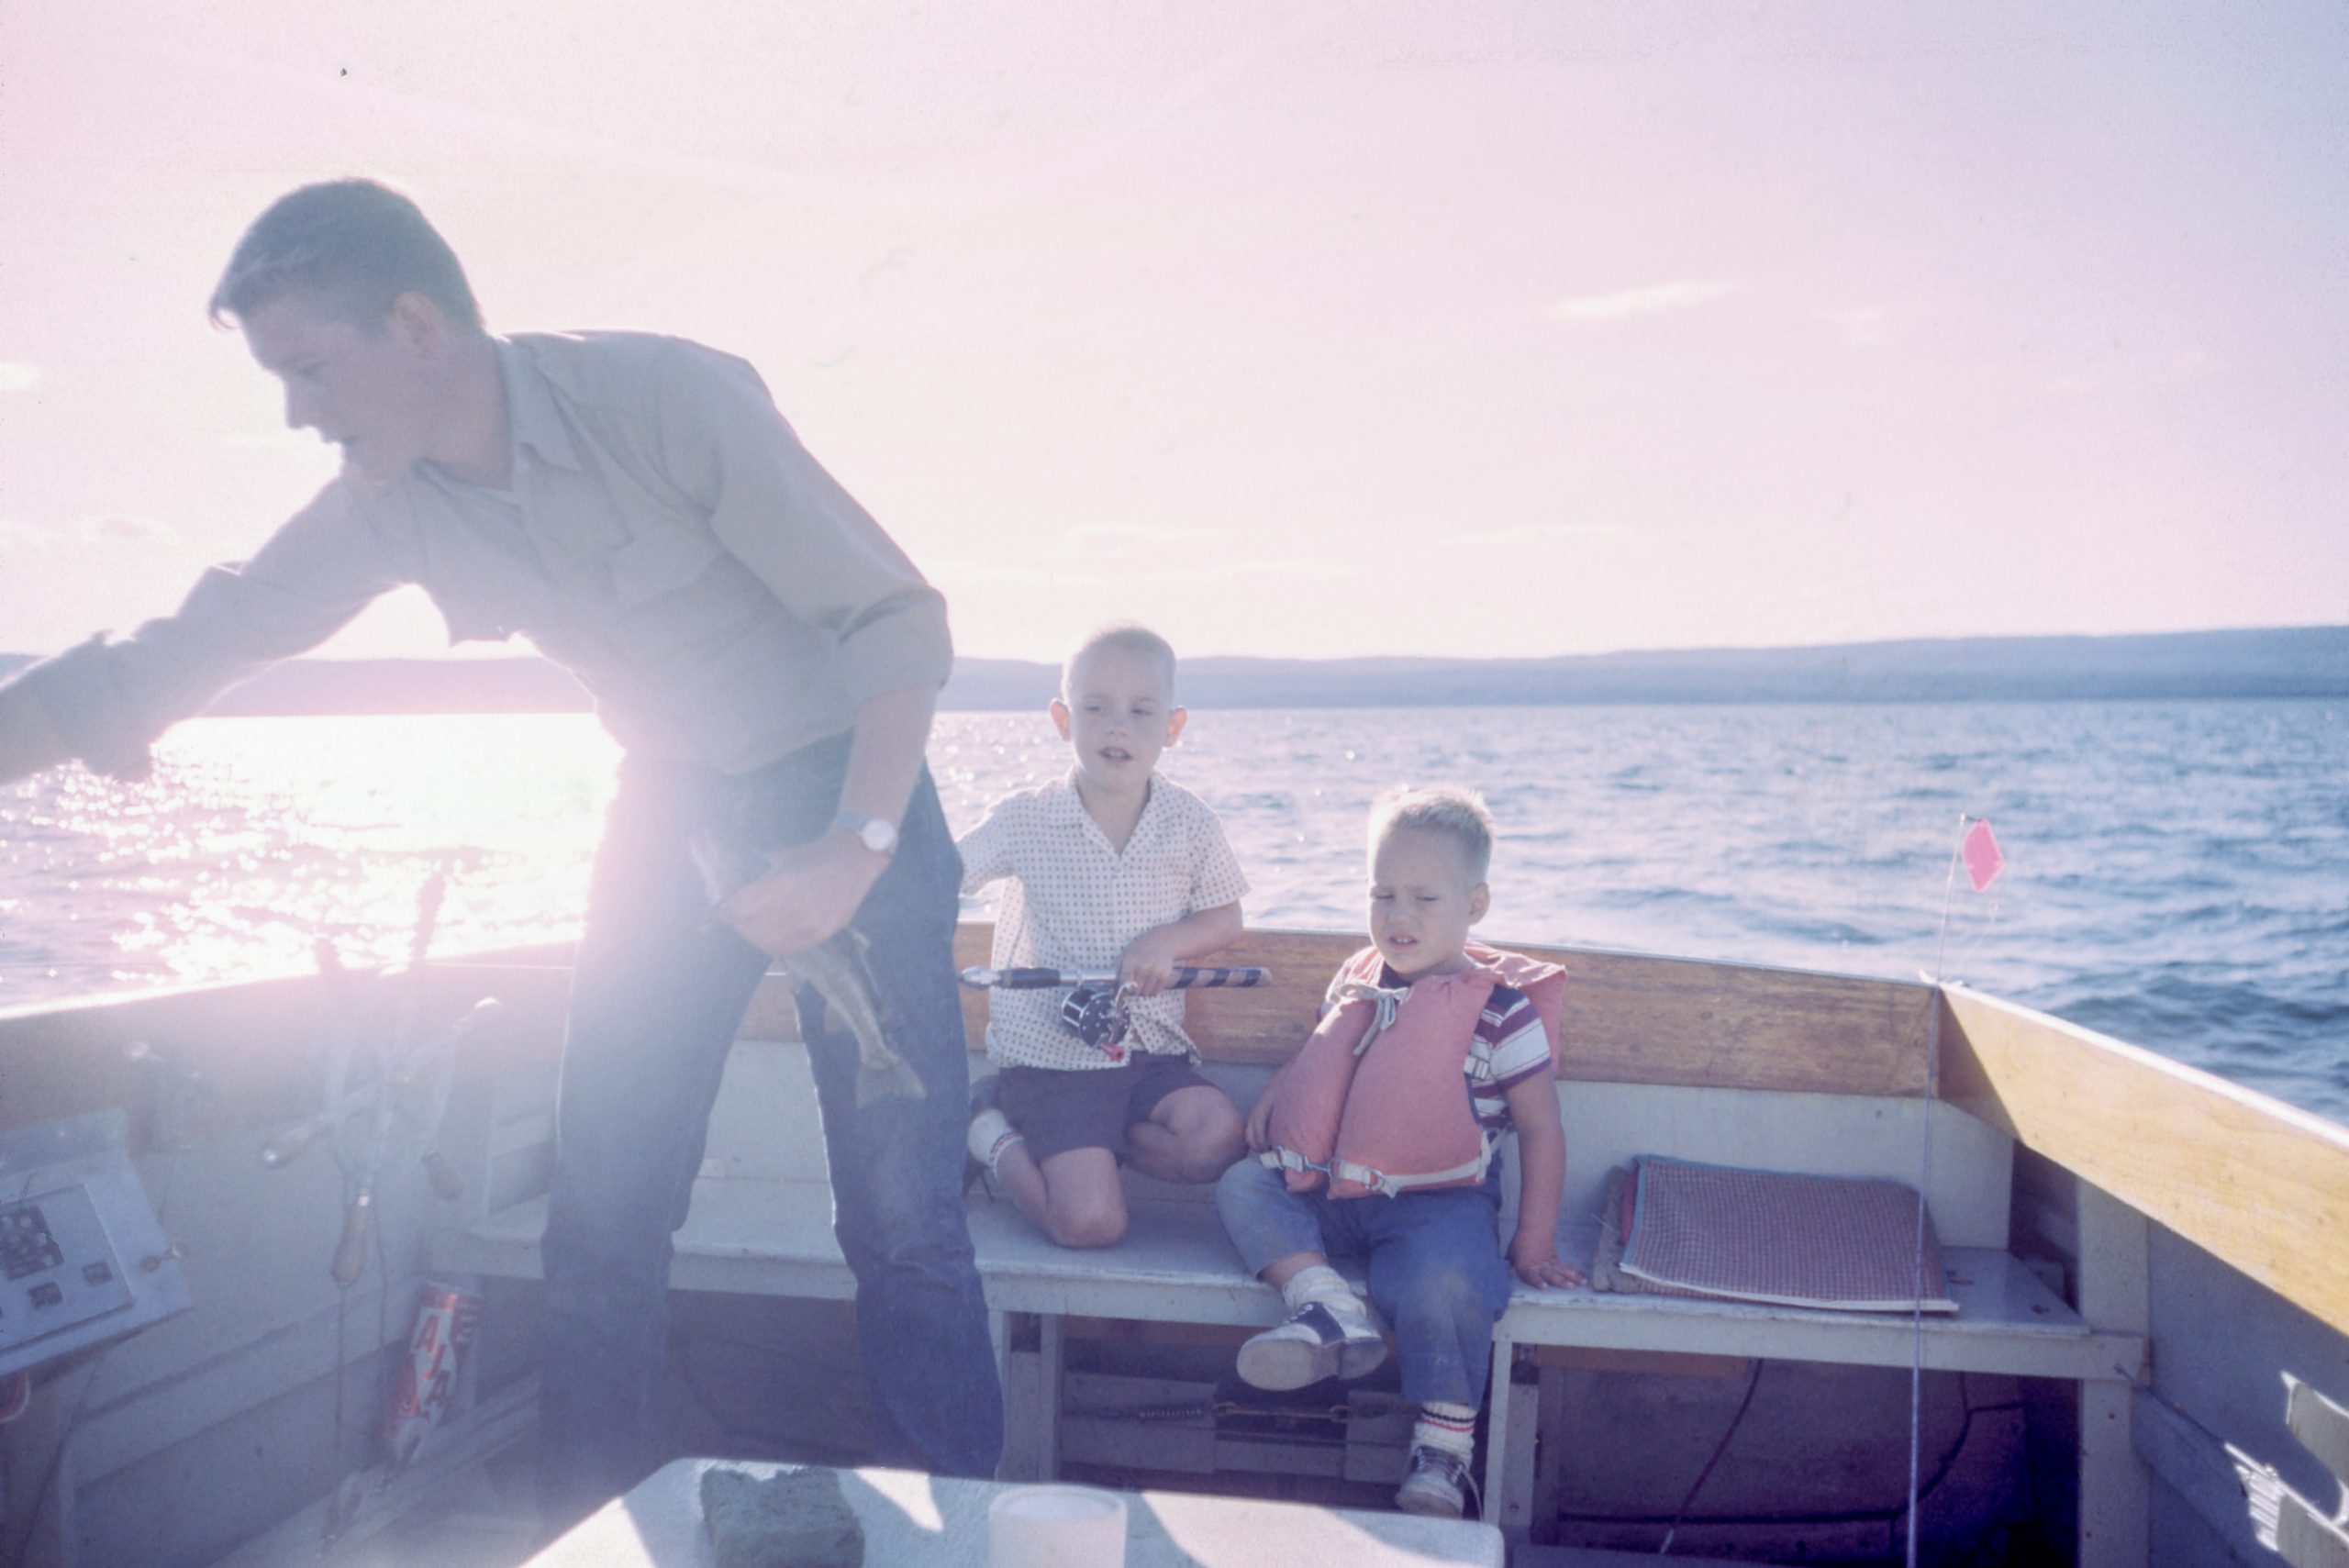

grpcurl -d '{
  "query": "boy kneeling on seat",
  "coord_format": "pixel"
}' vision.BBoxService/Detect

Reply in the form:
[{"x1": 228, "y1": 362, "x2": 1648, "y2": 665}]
[
  {"x1": 1216, "y1": 786, "x2": 1584, "y2": 1518},
  {"x1": 960, "y1": 624, "x2": 1250, "y2": 1248}
]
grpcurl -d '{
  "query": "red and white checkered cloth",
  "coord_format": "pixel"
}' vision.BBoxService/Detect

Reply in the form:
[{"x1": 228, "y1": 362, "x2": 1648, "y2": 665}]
[{"x1": 1598, "y1": 1157, "x2": 1958, "y2": 1314}]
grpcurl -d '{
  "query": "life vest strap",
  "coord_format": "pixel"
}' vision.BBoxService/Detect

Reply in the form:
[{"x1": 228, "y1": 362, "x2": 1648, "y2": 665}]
[
  {"x1": 1330, "y1": 979, "x2": 1410, "y2": 1055},
  {"x1": 1262, "y1": 1143, "x2": 1494, "y2": 1197},
  {"x1": 1330, "y1": 1147, "x2": 1493, "y2": 1198}
]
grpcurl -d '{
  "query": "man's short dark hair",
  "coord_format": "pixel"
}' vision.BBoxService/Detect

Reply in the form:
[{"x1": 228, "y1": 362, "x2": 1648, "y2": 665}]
[{"x1": 209, "y1": 178, "x2": 484, "y2": 333}]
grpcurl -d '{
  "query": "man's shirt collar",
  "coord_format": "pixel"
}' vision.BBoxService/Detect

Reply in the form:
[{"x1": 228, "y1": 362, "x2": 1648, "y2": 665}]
[{"x1": 495, "y1": 337, "x2": 584, "y2": 473}]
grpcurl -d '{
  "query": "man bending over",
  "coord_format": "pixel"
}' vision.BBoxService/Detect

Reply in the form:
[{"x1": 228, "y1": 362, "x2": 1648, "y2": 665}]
[{"x1": 0, "y1": 178, "x2": 1002, "y2": 1529}]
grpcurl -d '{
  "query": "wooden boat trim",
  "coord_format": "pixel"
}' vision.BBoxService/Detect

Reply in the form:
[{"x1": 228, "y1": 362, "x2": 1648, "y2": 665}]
[
  {"x1": 1939, "y1": 984, "x2": 2349, "y2": 1335},
  {"x1": 748, "y1": 924, "x2": 1937, "y2": 1098},
  {"x1": 10, "y1": 926, "x2": 2345, "y2": 1336}
]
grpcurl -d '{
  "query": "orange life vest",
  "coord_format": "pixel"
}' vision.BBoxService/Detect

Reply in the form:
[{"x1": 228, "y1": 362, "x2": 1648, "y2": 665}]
[{"x1": 1257, "y1": 941, "x2": 1566, "y2": 1199}]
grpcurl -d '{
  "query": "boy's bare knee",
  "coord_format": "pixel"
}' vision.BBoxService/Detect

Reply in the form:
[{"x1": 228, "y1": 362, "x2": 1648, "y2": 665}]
[
  {"x1": 1163, "y1": 1090, "x2": 1244, "y2": 1175},
  {"x1": 1048, "y1": 1206, "x2": 1128, "y2": 1250},
  {"x1": 1177, "y1": 1119, "x2": 1247, "y2": 1181},
  {"x1": 1041, "y1": 1173, "x2": 1129, "y2": 1249}
]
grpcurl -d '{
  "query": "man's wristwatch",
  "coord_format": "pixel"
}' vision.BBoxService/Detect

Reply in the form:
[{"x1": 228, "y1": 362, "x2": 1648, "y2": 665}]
[{"x1": 833, "y1": 810, "x2": 899, "y2": 858}]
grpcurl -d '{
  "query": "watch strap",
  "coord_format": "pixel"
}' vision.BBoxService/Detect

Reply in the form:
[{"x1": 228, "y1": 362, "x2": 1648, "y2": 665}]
[{"x1": 833, "y1": 809, "x2": 898, "y2": 857}]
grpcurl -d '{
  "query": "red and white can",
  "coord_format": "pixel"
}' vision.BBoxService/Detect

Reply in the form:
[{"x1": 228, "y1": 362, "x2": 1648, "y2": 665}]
[{"x1": 383, "y1": 1277, "x2": 484, "y2": 1466}]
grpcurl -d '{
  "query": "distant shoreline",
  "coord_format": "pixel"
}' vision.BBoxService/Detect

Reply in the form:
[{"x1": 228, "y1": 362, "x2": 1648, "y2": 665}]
[{"x1": 4, "y1": 626, "x2": 2344, "y2": 717}]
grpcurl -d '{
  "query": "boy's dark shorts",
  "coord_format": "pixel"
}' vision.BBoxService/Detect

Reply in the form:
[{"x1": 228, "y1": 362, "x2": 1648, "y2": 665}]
[{"x1": 996, "y1": 1053, "x2": 1218, "y2": 1163}]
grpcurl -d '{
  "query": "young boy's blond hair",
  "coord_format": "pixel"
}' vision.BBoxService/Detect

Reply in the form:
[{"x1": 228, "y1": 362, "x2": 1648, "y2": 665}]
[
  {"x1": 1062, "y1": 622, "x2": 1177, "y2": 698},
  {"x1": 1369, "y1": 785, "x2": 1496, "y2": 883}
]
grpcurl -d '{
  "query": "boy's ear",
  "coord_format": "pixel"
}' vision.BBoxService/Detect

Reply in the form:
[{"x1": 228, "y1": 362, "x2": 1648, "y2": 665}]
[
  {"x1": 1467, "y1": 883, "x2": 1490, "y2": 925},
  {"x1": 1163, "y1": 706, "x2": 1188, "y2": 747},
  {"x1": 1049, "y1": 697, "x2": 1073, "y2": 741}
]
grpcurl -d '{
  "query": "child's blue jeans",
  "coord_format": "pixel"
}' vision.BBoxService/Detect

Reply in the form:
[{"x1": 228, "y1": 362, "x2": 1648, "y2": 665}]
[{"x1": 1216, "y1": 1156, "x2": 1515, "y2": 1409}]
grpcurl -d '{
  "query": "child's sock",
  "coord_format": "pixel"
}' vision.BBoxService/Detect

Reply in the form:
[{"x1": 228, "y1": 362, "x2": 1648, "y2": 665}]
[
  {"x1": 967, "y1": 1106, "x2": 1022, "y2": 1171},
  {"x1": 1412, "y1": 1401, "x2": 1477, "y2": 1460},
  {"x1": 1278, "y1": 1263, "x2": 1363, "y2": 1318}
]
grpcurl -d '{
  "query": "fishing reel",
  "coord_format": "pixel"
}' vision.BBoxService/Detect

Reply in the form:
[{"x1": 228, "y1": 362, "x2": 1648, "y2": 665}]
[{"x1": 1060, "y1": 980, "x2": 1133, "y2": 1061}]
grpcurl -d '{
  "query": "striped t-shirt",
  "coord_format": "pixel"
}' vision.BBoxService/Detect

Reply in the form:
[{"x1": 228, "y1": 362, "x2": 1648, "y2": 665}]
[{"x1": 1326, "y1": 963, "x2": 1554, "y2": 1156}]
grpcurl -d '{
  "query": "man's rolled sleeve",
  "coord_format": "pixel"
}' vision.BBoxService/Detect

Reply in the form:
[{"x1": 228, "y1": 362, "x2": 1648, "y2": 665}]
[
  {"x1": 11, "y1": 482, "x2": 408, "y2": 772},
  {"x1": 655, "y1": 343, "x2": 952, "y2": 707}
]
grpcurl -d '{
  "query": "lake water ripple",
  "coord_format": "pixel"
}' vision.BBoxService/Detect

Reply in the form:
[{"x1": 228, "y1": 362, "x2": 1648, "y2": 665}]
[{"x1": 3, "y1": 700, "x2": 2342, "y2": 1123}]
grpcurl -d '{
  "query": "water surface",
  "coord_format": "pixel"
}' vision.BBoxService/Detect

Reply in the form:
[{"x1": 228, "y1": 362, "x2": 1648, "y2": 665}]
[{"x1": 3, "y1": 701, "x2": 2341, "y2": 1121}]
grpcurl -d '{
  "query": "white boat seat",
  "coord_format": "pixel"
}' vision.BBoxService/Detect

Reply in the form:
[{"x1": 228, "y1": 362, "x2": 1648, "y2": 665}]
[{"x1": 430, "y1": 1036, "x2": 2146, "y2": 1543}]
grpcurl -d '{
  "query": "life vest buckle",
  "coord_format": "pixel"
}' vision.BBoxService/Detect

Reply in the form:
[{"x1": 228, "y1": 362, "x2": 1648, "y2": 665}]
[{"x1": 1259, "y1": 1146, "x2": 1331, "y2": 1177}]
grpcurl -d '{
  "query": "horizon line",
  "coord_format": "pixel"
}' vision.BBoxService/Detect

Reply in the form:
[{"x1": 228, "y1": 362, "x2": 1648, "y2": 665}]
[{"x1": 6, "y1": 620, "x2": 2344, "y2": 672}]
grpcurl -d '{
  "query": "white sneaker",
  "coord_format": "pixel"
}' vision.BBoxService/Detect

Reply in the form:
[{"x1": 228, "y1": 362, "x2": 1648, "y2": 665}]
[
  {"x1": 1235, "y1": 1298, "x2": 1387, "y2": 1390},
  {"x1": 1395, "y1": 1445, "x2": 1476, "y2": 1518}
]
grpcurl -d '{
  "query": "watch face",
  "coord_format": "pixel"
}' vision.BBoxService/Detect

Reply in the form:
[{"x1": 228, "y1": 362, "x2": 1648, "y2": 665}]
[{"x1": 860, "y1": 819, "x2": 892, "y2": 852}]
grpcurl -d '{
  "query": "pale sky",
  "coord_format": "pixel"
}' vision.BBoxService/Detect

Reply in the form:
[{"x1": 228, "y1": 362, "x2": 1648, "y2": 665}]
[{"x1": 4, "y1": 2, "x2": 2344, "y2": 663}]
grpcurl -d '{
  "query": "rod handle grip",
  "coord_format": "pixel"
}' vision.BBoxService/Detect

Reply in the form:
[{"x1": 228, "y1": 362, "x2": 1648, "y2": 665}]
[
  {"x1": 1171, "y1": 965, "x2": 1271, "y2": 989},
  {"x1": 423, "y1": 1150, "x2": 466, "y2": 1202},
  {"x1": 330, "y1": 1189, "x2": 374, "y2": 1285},
  {"x1": 262, "y1": 1117, "x2": 323, "y2": 1168},
  {"x1": 981, "y1": 967, "x2": 1072, "y2": 990}
]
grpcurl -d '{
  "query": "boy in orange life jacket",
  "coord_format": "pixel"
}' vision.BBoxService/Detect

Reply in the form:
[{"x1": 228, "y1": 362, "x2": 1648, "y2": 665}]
[
  {"x1": 1215, "y1": 786, "x2": 1584, "y2": 1518},
  {"x1": 958, "y1": 624, "x2": 1250, "y2": 1248}
]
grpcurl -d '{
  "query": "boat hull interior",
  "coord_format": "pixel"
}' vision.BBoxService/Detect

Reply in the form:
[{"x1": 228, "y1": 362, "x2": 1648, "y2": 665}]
[{"x1": 2, "y1": 926, "x2": 2343, "y2": 1567}]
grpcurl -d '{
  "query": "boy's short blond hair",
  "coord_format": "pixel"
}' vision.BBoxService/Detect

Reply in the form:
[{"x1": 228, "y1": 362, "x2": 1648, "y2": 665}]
[
  {"x1": 1369, "y1": 785, "x2": 1496, "y2": 883},
  {"x1": 1062, "y1": 622, "x2": 1177, "y2": 697}
]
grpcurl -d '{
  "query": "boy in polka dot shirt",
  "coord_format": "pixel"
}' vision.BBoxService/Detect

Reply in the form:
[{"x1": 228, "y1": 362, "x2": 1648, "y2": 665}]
[{"x1": 958, "y1": 624, "x2": 1251, "y2": 1248}]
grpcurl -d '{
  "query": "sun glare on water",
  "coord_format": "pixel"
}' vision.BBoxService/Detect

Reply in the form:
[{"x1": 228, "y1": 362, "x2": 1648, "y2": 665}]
[
  {"x1": 2, "y1": 708, "x2": 1076, "y2": 1004},
  {"x1": 4, "y1": 714, "x2": 621, "y2": 997}
]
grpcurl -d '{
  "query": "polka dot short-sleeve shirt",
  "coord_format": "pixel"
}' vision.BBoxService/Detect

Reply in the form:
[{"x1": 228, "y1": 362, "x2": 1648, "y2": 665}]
[{"x1": 959, "y1": 771, "x2": 1250, "y2": 1069}]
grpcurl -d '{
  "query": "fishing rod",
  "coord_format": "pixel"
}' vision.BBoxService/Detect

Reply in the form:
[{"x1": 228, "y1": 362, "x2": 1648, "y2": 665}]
[
  {"x1": 958, "y1": 964, "x2": 1269, "y2": 991},
  {"x1": 960, "y1": 964, "x2": 1271, "y2": 1056}
]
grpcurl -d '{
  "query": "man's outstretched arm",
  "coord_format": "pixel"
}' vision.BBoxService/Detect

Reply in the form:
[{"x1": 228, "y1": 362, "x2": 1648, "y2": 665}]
[
  {"x1": 1, "y1": 486, "x2": 412, "y2": 786},
  {"x1": 0, "y1": 683, "x2": 70, "y2": 784}
]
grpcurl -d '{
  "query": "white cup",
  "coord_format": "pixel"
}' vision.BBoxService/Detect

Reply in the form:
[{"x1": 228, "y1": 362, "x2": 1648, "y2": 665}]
[{"x1": 987, "y1": 1484, "x2": 1128, "y2": 1568}]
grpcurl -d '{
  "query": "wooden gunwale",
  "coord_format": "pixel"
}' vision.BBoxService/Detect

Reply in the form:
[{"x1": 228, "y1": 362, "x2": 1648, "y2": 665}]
[
  {"x1": 8, "y1": 924, "x2": 2345, "y2": 1334},
  {"x1": 757, "y1": 924, "x2": 1938, "y2": 1098},
  {"x1": 1939, "y1": 984, "x2": 2349, "y2": 1336}
]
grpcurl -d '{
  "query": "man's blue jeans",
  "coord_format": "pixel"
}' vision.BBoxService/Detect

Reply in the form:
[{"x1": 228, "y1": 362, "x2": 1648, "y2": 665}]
[
  {"x1": 1217, "y1": 1157, "x2": 1514, "y2": 1409},
  {"x1": 537, "y1": 735, "x2": 1002, "y2": 1526}
]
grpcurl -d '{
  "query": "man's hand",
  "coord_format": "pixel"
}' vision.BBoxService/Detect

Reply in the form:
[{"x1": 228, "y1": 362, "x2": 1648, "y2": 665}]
[
  {"x1": 718, "y1": 828, "x2": 886, "y2": 957},
  {"x1": 1117, "y1": 925, "x2": 1188, "y2": 995},
  {"x1": 1508, "y1": 1241, "x2": 1586, "y2": 1292}
]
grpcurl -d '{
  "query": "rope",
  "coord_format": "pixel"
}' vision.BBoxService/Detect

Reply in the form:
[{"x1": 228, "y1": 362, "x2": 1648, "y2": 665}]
[
  {"x1": 1902, "y1": 813, "x2": 1981, "y2": 1568},
  {"x1": 1066, "y1": 1397, "x2": 1355, "y2": 1426},
  {"x1": 1659, "y1": 1358, "x2": 1765, "y2": 1555}
]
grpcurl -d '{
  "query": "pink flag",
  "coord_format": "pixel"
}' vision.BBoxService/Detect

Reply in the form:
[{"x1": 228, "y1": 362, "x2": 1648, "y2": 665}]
[{"x1": 1962, "y1": 818, "x2": 2004, "y2": 893}]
